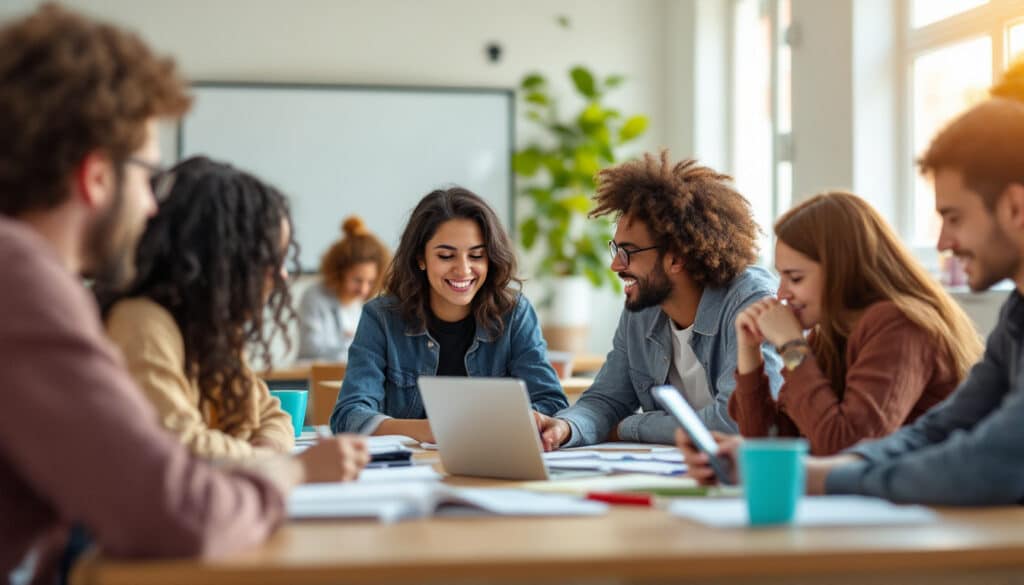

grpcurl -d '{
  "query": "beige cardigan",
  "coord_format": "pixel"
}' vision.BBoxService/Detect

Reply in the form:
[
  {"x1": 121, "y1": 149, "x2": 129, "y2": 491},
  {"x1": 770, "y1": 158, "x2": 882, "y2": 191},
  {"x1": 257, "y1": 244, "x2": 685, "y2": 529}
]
[{"x1": 105, "y1": 297, "x2": 295, "y2": 460}]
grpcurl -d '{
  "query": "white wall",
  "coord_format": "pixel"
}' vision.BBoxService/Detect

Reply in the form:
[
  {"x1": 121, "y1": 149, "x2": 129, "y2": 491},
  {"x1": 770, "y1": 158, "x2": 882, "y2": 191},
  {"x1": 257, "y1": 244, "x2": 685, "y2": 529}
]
[{"x1": 0, "y1": 0, "x2": 695, "y2": 357}]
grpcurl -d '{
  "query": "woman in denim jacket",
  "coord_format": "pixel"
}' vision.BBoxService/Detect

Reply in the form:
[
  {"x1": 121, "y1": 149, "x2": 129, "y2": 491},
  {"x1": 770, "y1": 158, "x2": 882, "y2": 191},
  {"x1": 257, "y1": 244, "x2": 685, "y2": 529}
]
[{"x1": 329, "y1": 187, "x2": 568, "y2": 442}]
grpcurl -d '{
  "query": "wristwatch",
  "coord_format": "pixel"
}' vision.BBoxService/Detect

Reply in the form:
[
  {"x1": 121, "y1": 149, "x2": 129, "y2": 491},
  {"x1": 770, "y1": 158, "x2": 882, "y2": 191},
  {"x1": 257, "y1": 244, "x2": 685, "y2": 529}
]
[{"x1": 777, "y1": 339, "x2": 811, "y2": 372}]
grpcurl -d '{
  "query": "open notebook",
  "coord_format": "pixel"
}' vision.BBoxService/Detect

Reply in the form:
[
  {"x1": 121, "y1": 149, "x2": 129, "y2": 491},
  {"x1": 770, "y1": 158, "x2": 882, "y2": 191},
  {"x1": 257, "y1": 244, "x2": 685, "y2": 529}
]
[{"x1": 288, "y1": 481, "x2": 608, "y2": 523}]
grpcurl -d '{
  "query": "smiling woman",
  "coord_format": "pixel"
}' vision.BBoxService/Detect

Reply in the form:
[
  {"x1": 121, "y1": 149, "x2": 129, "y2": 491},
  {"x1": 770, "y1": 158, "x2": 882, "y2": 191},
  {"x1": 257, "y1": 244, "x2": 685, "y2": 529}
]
[
  {"x1": 727, "y1": 191, "x2": 984, "y2": 456},
  {"x1": 328, "y1": 187, "x2": 569, "y2": 442}
]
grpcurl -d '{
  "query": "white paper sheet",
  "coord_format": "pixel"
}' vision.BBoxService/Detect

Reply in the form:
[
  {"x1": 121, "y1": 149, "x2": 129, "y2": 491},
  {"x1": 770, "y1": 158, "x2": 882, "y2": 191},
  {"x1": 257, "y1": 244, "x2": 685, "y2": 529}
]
[{"x1": 670, "y1": 495, "x2": 938, "y2": 527}]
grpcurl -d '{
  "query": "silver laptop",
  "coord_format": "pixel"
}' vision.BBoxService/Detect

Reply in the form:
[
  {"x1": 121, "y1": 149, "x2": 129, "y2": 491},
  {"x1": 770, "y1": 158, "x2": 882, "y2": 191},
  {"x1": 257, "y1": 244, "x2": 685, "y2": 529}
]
[{"x1": 418, "y1": 376, "x2": 554, "y2": 480}]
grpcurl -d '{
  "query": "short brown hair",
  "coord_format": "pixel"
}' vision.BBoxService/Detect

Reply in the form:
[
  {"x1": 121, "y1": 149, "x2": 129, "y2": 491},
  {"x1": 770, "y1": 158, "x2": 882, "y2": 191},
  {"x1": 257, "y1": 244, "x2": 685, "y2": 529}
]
[
  {"x1": 918, "y1": 98, "x2": 1024, "y2": 209},
  {"x1": 320, "y1": 216, "x2": 391, "y2": 297},
  {"x1": 590, "y1": 150, "x2": 759, "y2": 287},
  {"x1": 0, "y1": 4, "x2": 191, "y2": 216}
]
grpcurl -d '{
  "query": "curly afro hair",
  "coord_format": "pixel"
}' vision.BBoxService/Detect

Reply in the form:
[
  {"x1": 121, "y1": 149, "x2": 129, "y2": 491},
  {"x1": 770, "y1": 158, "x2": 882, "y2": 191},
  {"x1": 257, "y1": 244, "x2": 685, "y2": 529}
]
[{"x1": 590, "y1": 150, "x2": 759, "y2": 287}]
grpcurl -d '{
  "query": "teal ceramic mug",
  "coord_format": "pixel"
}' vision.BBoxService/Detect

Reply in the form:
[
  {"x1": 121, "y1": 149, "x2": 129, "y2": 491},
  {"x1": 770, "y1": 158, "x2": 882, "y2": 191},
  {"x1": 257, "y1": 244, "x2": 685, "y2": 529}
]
[
  {"x1": 269, "y1": 390, "x2": 308, "y2": 438},
  {"x1": 738, "y1": 438, "x2": 808, "y2": 526}
]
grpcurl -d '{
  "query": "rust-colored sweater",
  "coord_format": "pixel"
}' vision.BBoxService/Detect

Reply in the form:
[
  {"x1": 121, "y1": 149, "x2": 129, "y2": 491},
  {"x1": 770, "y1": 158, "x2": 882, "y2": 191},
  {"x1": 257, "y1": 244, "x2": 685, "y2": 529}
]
[
  {"x1": 728, "y1": 301, "x2": 959, "y2": 456},
  {"x1": 0, "y1": 216, "x2": 285, "y2": 584}
]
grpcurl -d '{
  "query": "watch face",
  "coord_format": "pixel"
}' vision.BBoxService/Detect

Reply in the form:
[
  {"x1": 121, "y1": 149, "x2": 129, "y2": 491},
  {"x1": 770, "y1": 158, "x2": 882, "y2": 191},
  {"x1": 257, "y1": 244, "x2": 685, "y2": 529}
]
[{"x1": 783, "y1": 348, "x2": 808, "y2": 371}]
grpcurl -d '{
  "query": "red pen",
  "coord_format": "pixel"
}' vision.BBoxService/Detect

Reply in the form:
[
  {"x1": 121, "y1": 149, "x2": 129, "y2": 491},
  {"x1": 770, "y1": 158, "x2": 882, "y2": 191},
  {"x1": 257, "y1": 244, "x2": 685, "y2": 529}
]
[{"x1": 585, "y1": 491, "x2": 654, "y2": 507}]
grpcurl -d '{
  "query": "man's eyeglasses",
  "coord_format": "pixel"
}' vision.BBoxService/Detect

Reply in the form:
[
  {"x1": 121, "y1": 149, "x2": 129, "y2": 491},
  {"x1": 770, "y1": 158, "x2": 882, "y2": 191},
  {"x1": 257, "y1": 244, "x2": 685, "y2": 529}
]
[
  {"x1": 608, "y1": 240, "x2": 661, "y2": 267},
  {"x1": 126, "y1": 157, "x2": 175, "y2": 202}
]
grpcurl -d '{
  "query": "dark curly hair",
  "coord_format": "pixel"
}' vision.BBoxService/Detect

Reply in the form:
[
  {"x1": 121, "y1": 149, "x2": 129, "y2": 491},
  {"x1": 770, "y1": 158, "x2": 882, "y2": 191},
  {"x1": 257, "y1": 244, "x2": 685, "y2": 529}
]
[
  {"x1": 590, "y1": 150, "x2": 759, "y2": 287},
  {"x1": 0, "y1": 3, "x2": 190, "y2": 216},
  {"x1": 98, "y1": 156, "x2": 298, "y2": 434},
  {"x1": 385, "y1": 187, "x2": 521, "y2": 336}
]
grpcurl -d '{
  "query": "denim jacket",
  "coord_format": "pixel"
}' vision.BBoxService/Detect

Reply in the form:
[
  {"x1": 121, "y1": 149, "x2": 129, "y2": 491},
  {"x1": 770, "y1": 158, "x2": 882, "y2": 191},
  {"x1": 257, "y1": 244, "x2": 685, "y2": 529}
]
[
  {"x1": 557, "y1": 266, "x2": 783, "y2": 446},
  {"x1": 330, "y1": 293, "x2": 569, "y2": 433}
]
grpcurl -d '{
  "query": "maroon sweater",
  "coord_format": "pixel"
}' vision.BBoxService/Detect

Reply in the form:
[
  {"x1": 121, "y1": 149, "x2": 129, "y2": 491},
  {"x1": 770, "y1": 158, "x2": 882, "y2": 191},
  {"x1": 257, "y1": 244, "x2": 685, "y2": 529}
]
[
  {"x1": 728, "y1": 301, "x2": 960, "y2": 456},
  {"x1": 0, "y1": 216, "x2": 284, "y2": 584}
]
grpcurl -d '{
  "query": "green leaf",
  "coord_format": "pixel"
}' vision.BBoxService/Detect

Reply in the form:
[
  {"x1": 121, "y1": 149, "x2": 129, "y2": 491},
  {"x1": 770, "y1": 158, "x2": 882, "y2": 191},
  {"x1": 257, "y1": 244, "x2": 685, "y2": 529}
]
[
  {"x1": 525, "y1": 92, "x2": 549, "y2": 106},
  {"x1": 560, "y1": 194, "x2": 592, "y2": 214},
  {"x1": 583, "y1": 266, "x2": 602, "y2": 287},
  {"x1": 521, "y1": 73, "x2": 545, "y2": 90},
  {"x1": 598, "y1": 143, "x2": 615, "y2": 163},
  {"x1": 512, "y1": 148, "x2": 543, "y2": 177},
  {"x1": 526, "y1": 110, "x2": 543, "y2": 122},
  {"x1": 520, "y1": 217, "x2": 539, "y2": 250},
  {"x1": 556, "y1": 14, "x2": 571, "y2": 29},
  {"x1": 619, "y1": 115, "x2": 648, "y2": 142},
  {"x1": 573, "y1": 150, "x2": 600, "y2": 178},
  {"x1": 570, "y1": 66, "x2": 598, "y2": 99},
  {"x1": 605, "y1": 74, "x2": 625, "y2": 88}
]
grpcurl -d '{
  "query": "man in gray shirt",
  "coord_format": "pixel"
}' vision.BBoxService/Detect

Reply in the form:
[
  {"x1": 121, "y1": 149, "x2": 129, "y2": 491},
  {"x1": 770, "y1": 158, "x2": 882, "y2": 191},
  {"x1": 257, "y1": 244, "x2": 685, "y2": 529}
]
[
  {"x1": 535, "y1": 152, "x2": 782, "y2": 448},
  {"x1": 803, "y1": 98, "x2": 1024, "y2": 504}
]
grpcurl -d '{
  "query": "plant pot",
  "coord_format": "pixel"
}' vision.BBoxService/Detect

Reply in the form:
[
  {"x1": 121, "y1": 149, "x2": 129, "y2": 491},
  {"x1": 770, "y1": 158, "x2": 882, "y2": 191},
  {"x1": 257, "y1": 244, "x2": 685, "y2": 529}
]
[{"x1": 542, "y1": 276, "x2": 591, "y2": 354}]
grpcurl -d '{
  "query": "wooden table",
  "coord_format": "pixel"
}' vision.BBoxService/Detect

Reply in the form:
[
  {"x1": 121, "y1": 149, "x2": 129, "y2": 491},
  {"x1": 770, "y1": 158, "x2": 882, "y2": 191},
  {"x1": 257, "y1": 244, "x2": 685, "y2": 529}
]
[{"x1": 71, "y1": 498, "x2": 1024, "y2": 585}]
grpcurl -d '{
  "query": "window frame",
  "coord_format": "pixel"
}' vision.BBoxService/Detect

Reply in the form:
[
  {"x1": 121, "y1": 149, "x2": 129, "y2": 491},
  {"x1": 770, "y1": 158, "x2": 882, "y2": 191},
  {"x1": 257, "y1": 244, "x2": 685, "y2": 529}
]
[{"x1": 900, "y1": 0, "x2": 1024, "y2": 256}]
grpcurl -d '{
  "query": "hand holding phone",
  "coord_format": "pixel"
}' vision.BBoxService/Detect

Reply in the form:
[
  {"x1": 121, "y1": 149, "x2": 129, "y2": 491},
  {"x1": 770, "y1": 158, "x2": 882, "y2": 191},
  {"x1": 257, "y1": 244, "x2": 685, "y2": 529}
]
[{"x1": 653, "y1": 386, "x2": 736, "y2": 486}]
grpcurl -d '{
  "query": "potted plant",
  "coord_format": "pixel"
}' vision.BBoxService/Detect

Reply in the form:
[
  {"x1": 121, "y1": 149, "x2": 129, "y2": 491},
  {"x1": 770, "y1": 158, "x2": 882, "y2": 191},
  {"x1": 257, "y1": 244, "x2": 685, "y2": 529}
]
[{"x1": 513, "y1": 66, "x2": 648, "y2": 353}]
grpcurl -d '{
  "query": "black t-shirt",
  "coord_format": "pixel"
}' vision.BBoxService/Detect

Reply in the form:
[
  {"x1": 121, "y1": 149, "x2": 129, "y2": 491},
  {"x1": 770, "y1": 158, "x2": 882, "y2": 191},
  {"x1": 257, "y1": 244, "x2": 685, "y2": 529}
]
[{"x1": 427, "y1": 313, "x2": 476, "y2": 376}]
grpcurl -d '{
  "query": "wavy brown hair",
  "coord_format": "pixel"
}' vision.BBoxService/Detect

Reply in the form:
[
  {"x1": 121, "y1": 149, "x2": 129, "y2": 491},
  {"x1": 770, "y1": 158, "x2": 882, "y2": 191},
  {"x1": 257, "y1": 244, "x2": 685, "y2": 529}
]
[
  {"x1": 0, "y1": 3, "x2": 190, "y2": 216},
  {"x1": 99, "y1": 157, "x2": 298, "y2": 434},
  {"x1": 320, "y1": 215, "x2": 390, "y2": 300},
  {"x1": 775, "y1": 192, "x2": 983, "y2": 398},
  {"x1": 385, "y1": 187, "x2": 520, "y2": 336},
  {"x1": 590, "y1": 150, "x2": 759, "y2": 287}
]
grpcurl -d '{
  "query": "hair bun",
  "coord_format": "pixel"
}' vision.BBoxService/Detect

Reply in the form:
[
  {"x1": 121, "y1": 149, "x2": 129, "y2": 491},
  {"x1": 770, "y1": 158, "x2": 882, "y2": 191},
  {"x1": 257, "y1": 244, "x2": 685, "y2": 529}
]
[{"x1": 342, "y1": 215, "x2": 368, "y2": 237}]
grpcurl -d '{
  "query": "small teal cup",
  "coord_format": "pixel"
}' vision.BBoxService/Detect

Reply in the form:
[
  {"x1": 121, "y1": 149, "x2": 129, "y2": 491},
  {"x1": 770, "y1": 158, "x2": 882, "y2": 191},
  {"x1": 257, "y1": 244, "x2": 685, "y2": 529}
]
[
  {"x1": 269, "y1": 390, "x2": 308, "y2": 438},
  {"x1": 738, "y1": 438, "x2": 808, "y2": 526}
]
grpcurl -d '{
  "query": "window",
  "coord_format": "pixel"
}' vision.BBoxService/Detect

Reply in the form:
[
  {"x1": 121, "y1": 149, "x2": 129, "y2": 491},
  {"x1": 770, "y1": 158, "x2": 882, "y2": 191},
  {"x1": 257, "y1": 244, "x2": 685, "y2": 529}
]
[
  {"x1": 731, "y1": 0, "x2": 792, "y2": 263},
  {"x1": 910, "y1": 37, "x2": 992, "y2": 245},
  {"x1": 912, "y1": 0, "x2": 988, "y2": 28},
  {"x1": 903, "y1": 0, "x2": 1024, "y2": 248},
  {"x1": 1010, "y1": 20, "x2": 1024, "y2": 59}
]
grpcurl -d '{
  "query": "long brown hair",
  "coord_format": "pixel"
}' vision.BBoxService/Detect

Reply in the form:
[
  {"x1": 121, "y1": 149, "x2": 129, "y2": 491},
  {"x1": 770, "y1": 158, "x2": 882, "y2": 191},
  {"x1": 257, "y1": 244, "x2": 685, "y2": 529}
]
[
  {"x1": 385, "y1": 187, "x2": 520, "y2": 336},
  {"x1": 320, "y1": 215, "x2": 390, "y2": 300},
  {"x1": 775, "y1": 192, "x2": 982, "y2": 396}
]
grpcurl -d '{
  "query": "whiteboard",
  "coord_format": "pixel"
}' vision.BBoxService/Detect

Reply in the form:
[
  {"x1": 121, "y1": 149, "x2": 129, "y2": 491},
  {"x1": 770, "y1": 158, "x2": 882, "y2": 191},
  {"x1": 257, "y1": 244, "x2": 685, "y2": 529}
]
[{"x1": 179, "y1": 83, "x2": 513, "y2": 271}]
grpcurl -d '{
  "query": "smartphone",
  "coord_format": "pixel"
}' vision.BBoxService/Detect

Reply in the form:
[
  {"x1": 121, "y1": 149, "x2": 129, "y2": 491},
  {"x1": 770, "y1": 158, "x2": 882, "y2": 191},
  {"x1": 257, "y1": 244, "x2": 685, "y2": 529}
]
[{"x1": 653, "y1": 385, "x2": 736, "y2": 485}]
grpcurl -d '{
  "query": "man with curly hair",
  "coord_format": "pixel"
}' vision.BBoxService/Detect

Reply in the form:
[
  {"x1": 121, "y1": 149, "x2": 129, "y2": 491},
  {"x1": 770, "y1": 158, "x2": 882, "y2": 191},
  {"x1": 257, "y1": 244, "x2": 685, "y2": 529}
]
[
  {"x1": 535, "y1": 151, "x2": 782, "y2": 447},
  {"x1": 0, "y1": 5, "x2": 366, "y2": 583}
]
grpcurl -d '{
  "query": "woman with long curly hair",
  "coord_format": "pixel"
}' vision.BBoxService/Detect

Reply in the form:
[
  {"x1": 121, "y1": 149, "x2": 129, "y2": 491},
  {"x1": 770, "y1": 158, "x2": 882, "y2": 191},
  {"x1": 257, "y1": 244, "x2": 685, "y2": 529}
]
[
  {"x1": 329, "y1": 187, "x2": 568, "y2": 442},
  {"x1": 723, "y1": 192, "x2": 983, "y2": 457},
  {"x1": 102, "y1": 156, "x2": 315, "y2": 459},
  {"x1": 297, "y1": 215, "x2": 390, "y2": 362}
]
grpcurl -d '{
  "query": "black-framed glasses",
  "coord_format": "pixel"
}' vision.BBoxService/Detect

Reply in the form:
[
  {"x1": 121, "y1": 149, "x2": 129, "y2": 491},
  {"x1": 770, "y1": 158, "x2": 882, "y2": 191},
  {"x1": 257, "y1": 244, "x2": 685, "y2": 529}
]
[
  {"x1": 126, "y1": 157, "x2": 175, "y2": 202},
  {"x1": 608, "y1": 240, "x2": 661, "y2": 267}
]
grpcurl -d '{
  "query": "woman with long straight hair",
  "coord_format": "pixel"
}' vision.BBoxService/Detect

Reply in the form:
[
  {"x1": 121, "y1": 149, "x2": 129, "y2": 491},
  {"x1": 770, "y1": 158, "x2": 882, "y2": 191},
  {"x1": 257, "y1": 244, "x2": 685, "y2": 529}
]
[
  {"x1": 329, "y1": 187, "x2": 568, "y2": 442},
  {"x1": 724, "y1": 191, "x2": 983, "y2": 456}
]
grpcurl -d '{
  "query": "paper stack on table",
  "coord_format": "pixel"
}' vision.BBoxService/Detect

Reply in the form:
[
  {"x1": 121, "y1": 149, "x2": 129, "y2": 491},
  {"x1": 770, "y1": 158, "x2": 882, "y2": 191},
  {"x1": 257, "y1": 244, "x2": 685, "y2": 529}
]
[{"x1": 542, "y1": 449, "x2": 686, "y2": 475}]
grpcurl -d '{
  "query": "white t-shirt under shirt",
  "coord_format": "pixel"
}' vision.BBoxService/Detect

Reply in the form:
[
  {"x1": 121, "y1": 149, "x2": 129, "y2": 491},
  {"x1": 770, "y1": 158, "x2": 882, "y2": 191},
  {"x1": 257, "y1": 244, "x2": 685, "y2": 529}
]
[{"x1": 666, "y1": 319, "x2": 712, "y2": 411}]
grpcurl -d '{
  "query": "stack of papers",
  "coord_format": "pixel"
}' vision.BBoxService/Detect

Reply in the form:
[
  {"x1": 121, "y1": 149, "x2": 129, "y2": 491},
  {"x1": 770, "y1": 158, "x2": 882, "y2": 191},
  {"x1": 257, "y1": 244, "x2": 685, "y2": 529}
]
[
  {"x1": 543, "y1": 450, "x2": 686, "y2": 475},
  {"x1": 669, "y1": 496, "x2": 938, "y2": 527}
]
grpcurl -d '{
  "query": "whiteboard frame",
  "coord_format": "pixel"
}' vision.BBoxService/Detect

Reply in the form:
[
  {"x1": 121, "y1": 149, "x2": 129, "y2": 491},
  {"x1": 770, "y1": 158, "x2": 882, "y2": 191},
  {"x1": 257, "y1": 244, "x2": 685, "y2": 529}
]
[{"x1": 176, "y1": 80, "x2": 516, "y2": 274}]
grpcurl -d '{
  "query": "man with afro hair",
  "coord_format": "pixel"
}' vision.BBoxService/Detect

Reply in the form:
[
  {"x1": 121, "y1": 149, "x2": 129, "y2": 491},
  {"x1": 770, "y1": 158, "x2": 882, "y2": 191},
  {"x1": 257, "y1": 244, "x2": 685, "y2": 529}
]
[{"x1": 536, "y1": 150, "x2": 782, "y2": 447}]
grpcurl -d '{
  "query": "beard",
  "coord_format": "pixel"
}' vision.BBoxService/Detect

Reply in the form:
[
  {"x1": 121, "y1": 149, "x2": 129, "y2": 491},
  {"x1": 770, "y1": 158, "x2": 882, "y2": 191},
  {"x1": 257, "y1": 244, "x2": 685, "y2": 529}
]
[
  {"x1": 623, "y1": 261, "x2": 673, "y2": 312},
  {"x1": 963, "y1": 223, "x2": 1021, "y2": 292},
  {"x1": 82, "y1": 171, "x2": 144, "y2": 290}
]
